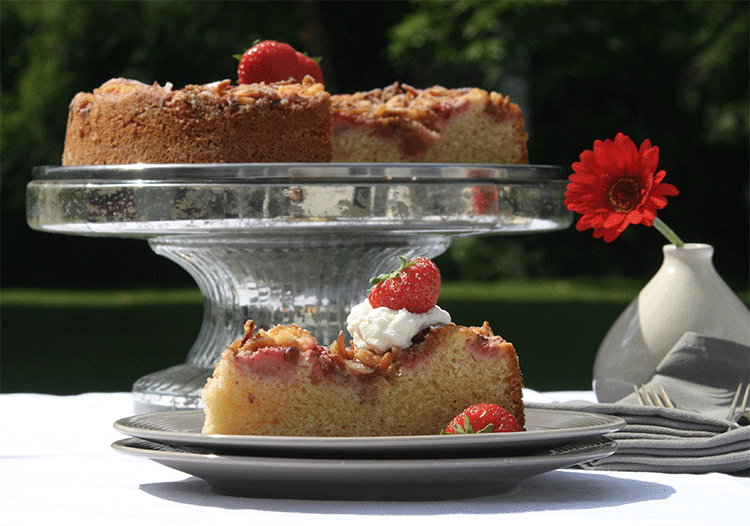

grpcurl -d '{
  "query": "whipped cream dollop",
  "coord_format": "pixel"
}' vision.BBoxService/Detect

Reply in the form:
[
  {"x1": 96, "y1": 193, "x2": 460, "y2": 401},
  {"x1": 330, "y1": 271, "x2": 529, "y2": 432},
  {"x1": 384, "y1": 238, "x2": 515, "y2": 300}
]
[{"x1": 346, "y1": 300, "x2": 451, "y2": 354}]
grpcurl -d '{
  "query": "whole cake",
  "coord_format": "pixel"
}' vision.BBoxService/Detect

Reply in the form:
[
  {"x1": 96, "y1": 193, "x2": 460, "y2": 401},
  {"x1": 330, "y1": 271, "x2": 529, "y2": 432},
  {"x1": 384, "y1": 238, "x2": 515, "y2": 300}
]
[
  {"x1": 201, "y1": 256, "x2": 524, "y2": 437},
  {"x1": 62, "y1": 76, "x2": 332, "y2": 165},
  {"x1": 330, "y1": 83, "x2": 529, "y2": 164}
]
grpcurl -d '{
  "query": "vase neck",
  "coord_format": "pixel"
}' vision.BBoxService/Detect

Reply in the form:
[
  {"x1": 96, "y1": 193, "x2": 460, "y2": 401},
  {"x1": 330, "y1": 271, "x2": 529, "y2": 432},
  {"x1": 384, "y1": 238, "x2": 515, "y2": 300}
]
[{"x1": 662, "y1": 243, "x2": 714, "y2": 261}]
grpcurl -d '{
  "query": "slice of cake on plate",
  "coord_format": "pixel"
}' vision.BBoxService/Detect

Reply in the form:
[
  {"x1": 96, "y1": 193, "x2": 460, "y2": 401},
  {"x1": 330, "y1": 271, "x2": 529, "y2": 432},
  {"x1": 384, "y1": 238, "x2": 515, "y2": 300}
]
[{"x1": 201, "y1": 256, "x2": 524, "y2": 436}]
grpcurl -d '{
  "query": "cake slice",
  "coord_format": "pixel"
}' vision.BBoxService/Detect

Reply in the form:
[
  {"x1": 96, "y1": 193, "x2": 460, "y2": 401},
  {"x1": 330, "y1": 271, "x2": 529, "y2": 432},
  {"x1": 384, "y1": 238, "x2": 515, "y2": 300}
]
[
  {"x1": 62, "y1": 76, "x2": 332, "y2": 165},
  {"x1": 201, "y1": 255, "x2": 524, "y2": 437},
  {"x1": 330, "y1": 82, "x2": 529, "y2": 164},
  {"x1": 201, "y1": 319, "x2": 524, "y2": 436}
]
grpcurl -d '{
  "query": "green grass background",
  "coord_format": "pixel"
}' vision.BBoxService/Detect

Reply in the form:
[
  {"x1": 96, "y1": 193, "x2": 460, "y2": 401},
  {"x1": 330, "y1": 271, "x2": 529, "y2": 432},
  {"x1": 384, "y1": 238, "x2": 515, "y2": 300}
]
[{"x1": 2, "y1": 280, "x2": 747, "y2": 395}]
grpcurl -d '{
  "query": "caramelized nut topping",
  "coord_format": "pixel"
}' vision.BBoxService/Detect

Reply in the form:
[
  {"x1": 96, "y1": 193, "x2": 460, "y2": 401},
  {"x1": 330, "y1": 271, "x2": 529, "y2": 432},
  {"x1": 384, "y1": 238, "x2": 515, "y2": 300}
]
[
  {"x1": 331, "y1": 82, "x2": 505, "y2": 131},
  {"x1": 346, "y1": 361, "x2": 375, "y2": 376},
  {"x1": 354, "y1": 349, "x2": 381, "y2": 368},
  {"x1": 375, "y1": 351, "x2": 393, "y2": 374}
]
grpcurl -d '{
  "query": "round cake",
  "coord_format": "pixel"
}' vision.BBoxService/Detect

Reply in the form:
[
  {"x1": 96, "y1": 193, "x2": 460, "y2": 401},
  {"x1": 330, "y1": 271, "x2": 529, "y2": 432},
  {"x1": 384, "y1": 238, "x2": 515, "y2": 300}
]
[{"x1": 62, "y1": 76, "x2": 332, "y2": 165}]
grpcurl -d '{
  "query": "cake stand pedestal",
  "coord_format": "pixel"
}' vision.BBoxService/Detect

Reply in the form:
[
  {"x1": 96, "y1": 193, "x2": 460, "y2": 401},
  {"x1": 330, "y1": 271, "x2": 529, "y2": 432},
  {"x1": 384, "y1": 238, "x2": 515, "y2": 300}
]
[{"x1": 27, "y1": 163, "x2": 571, "y2": 412}]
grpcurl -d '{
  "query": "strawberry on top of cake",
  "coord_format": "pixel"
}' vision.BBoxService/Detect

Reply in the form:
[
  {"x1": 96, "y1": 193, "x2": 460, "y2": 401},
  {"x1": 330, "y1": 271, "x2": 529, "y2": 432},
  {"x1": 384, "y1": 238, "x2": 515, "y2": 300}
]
[
  {"x1": 237, "y1": 40, "x2": 324, "y2": 85},
  {"x1": 346, "y1": 256, "x2": 451, "y2": 353},
  {"x1": 63, "y1": 39, "x2": 530, "y2": 167}
]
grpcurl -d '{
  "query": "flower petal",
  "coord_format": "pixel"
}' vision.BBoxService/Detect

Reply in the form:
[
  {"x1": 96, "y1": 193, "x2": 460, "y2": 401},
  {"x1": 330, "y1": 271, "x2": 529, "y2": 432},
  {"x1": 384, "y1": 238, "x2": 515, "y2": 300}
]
[
  {"x1": 602, "y1": 212, "x2": 625, "y2": 228},
  {"x1": 625, "y1": 209, "x2": 645, "y2": 225},
  {"x1": 617, "y1": 133, "x2": 640, "y2": 174}
]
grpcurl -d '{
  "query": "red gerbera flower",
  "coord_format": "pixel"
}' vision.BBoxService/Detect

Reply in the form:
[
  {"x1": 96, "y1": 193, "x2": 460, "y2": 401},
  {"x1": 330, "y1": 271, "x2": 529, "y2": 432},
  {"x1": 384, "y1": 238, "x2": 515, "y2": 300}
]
[{"x1": 564, "y1": 133, "x2": 680, "y2": 243}]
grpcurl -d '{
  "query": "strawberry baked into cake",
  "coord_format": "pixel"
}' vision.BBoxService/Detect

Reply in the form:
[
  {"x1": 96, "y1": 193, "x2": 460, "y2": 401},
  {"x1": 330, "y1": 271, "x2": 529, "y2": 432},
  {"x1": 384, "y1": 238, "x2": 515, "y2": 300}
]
[{"x1": 201, "y1": 257, "x2": 525, "y2": 437}]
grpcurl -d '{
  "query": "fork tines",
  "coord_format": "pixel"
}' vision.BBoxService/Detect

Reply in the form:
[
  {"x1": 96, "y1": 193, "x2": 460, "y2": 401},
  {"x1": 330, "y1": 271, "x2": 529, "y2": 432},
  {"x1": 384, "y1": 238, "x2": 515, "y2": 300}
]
[
  {"x1": 634, "y1": 384, "x2": 675, "y2": 408},
  {"x1": 727, "y1": 383, "x2": 749, "y2": 421}
]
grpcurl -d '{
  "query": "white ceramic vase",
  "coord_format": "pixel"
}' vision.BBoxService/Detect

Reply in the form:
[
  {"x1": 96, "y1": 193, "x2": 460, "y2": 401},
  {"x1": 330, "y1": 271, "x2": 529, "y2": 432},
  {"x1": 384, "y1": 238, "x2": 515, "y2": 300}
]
[{"x1": 593, "y1": 243, "x2": 750, "y2": 402}]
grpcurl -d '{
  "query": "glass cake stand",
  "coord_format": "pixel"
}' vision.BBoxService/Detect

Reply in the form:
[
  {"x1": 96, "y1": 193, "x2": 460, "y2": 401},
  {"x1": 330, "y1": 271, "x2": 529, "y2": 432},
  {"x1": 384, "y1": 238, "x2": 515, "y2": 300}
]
[{"x1": 27, "y1": 163, "x2": 572, "y2": 412}]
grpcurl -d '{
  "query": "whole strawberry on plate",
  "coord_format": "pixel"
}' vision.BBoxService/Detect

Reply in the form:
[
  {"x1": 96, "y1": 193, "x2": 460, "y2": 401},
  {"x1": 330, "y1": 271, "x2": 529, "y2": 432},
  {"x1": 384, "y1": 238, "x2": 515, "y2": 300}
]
[
  {"x1": 368, "y1": 256, "x2": 441, "y2": 314},
  {"x1": 442, "y1": 403, "x2": 522, "y2": 434},
  {"x1": 238, "y1": 40, "x2": 324, "y2": 85}
]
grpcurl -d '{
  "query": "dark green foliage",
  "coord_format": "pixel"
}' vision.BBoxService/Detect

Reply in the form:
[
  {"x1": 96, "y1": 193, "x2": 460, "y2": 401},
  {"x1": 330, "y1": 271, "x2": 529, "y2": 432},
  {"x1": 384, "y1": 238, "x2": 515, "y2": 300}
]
[{"x1": 2, "y1": 1, "x2": 747, "y2": 291}]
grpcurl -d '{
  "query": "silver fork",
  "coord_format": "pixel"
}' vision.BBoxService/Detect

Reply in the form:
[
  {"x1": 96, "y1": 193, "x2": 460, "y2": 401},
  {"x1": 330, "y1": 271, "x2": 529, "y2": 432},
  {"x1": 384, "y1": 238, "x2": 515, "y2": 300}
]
[
  {"x1": 634, "y1": 384, "x2": 675, "y2": 408},
  {"x1": 727, "y1": 383, "x2": 749, "y2": 426}
]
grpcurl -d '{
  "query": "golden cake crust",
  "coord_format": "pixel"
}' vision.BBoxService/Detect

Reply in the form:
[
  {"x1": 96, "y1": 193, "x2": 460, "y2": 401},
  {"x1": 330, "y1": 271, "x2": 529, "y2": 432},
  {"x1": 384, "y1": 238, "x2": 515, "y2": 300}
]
[
  {"x1": 330, "y1": 82, "x2": 529, "y2": 164},
  {"x1": 201, "y1": 320, "x2": 524, "y2": 437},
  {"x1": 62, "y1": 77, "x2": 332, "y2": 165}
]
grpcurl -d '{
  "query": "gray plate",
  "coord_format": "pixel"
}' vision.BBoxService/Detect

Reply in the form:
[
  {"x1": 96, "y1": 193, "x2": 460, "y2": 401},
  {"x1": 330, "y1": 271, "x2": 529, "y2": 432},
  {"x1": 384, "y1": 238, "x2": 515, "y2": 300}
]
[
  {"x1": 114, "y1": 406, "x2": 625, "y2": 458},
  {"x1": 112, "y1": 436, "x2": 618, "y2": 500}
]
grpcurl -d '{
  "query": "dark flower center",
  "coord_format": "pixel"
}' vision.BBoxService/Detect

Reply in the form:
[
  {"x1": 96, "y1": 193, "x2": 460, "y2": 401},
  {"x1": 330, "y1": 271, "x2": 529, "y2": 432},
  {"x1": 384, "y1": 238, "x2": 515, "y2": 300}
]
[{"x1": 607, "y1": 177, "x2": 643, "y2": 213}]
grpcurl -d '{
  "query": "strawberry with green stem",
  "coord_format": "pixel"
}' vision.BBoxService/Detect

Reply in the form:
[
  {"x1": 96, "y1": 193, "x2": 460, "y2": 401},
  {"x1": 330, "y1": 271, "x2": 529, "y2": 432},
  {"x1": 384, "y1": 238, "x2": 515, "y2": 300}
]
[{"x1": 368, "y1": 256, "x2": 441, "y2": 314}]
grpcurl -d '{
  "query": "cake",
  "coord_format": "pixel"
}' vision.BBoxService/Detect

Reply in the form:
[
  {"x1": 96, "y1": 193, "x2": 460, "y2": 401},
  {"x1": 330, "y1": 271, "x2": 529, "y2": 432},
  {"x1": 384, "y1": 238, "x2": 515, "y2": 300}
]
[
  {"x1": 62, "y1": 76, "x2": 332, "y2": 165},
  {"x1": 201, "y1": 319, "x2": 524, "y2": 437},
  {"x1": 62, "y1": 75, "x2": 529, "y2": 167},
  {"x1": 330, "y1": 82, "x2": 529, "y2": 164}
]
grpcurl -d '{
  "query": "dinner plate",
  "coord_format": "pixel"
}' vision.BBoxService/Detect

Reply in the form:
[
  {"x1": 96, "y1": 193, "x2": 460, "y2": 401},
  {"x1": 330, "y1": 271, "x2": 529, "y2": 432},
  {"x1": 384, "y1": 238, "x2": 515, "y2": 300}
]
[
  {"x1": 112, "y1": 436, "x2": 618, "y2": 500},
  {"x1": 114, "y1": 405, "x2": 625, "y2": 458}
]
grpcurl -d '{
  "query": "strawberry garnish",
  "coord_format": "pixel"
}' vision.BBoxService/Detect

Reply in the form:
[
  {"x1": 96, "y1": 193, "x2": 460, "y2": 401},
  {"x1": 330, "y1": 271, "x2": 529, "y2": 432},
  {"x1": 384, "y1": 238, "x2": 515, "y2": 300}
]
[
  {"x1": 237, "y1": 40, "x2": 324, "y2": 85},
  {"x1": 296, "y1": 52, "x2": 324, "y2": 84},
  {"x1": 442, "y1": 403, "x2": 521, "y2": 434},
  {"x1": 368, "y1": 256, "x2": 441, "y2": 314}
]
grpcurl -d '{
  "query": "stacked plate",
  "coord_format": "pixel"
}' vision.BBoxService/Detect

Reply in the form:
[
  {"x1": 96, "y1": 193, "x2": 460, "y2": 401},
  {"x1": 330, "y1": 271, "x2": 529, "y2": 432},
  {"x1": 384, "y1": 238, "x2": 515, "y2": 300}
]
[{"x1": 113, "y1": 406, "x2": 624, "y2": 500}]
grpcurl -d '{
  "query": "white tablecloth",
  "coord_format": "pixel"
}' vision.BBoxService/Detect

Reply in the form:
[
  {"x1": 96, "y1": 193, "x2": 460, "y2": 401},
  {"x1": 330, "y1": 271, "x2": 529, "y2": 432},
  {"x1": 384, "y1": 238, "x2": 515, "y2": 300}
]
[{"x1": 2, "y1": 391, "x2": 747, "y2": 525}]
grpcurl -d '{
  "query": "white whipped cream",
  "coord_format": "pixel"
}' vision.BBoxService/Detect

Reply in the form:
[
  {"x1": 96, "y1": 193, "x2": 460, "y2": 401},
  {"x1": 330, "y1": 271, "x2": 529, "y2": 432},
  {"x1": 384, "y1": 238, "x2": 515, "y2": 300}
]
[{"x1": 346, "y1": 300, "x2": 451, "y2": 354}]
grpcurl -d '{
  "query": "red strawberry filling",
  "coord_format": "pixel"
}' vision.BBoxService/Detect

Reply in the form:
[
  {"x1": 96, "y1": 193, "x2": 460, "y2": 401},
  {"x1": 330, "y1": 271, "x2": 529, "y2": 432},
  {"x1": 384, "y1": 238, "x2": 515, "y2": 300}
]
[
  {"x1": 234, "y1": 346, "x2": 307, "y2": 385},
  {"x1": 467, "y1": 335, "x2": 505, "y2": 359},
  {"x1": 230, "y1": 323, "x2": 447, "y2": 401},
  {"x1": 332, "y1": 99, "x2": 472, "y2": 160}
]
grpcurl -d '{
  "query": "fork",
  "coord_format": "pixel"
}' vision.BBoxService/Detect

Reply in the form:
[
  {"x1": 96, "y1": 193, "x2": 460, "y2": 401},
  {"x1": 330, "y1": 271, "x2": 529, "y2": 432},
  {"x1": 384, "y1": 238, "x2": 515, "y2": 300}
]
[
  {"x1": 727, "y1": 383, "x2": 749, "y2": 426},
  {"x1": 634, "y1": 384, "x2": 675, "y2": 408}
]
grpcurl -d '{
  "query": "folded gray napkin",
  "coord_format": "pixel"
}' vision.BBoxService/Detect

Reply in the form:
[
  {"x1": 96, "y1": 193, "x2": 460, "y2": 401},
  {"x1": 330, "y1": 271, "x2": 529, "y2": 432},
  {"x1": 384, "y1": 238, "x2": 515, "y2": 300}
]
[{"x1": 533, "y1": 332, "x2": 750, "y2": 474}]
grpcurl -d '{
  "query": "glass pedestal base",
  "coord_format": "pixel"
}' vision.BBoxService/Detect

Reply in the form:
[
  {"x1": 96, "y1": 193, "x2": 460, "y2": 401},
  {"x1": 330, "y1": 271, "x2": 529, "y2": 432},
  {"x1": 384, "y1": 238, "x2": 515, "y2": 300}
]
[
  {"x1": 132, "y1": 364, "x2": 210, "y2": 414},
  {"x1": 132, "y1": 233, "x2": 451, "y2": 412}
]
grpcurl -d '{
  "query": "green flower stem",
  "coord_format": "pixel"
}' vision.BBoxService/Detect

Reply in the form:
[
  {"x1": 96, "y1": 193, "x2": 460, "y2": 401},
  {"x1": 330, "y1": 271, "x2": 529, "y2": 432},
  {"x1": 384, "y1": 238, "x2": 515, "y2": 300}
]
[{"x1": 653, "y1": 217, "x2": 684, "y2": 246}]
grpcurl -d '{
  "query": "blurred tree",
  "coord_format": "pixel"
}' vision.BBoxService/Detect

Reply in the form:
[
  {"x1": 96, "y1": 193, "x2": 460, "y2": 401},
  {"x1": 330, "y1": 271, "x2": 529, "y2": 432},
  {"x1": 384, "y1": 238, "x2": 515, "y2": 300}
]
[
  {"x1": 1, "y1": 0, "x2": 747, "y2": 291},
  {"x1": 388, "y1": 0, "x2": 749, "y2": 286}
]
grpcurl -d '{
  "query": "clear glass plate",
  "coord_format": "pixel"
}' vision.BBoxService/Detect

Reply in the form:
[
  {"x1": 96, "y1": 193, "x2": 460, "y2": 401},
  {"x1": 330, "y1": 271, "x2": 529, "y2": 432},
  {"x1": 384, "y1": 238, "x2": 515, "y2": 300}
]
[{"x1": 27, "y1": 163, "x2": 569, "y2": 236}]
